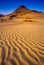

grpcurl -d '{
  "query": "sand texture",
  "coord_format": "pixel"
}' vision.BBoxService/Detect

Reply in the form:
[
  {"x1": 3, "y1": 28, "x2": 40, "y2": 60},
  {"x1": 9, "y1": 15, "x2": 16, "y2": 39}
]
[{"x1": 0, "y1": 22, "x2": 44, "y2": 65}]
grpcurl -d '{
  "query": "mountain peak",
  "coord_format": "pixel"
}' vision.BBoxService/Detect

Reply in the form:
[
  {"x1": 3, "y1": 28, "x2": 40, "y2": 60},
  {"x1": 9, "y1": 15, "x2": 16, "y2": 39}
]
[
  {"x1": 19, "y1": 5, "x2": 26, "y2": 8},
  {"x1": 15, "y1": 5, "x2": 28, "y2": 13}
]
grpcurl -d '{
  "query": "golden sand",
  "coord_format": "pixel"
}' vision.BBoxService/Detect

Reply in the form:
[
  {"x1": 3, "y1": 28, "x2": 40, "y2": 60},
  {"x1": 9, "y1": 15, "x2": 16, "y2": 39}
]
[{"x1": 0, "y1": 22, "x2": 44, "y2": 65}]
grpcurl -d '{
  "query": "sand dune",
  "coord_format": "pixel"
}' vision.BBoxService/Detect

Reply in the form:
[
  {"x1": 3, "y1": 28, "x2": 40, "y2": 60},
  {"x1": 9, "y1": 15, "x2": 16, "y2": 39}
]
[{"x1": 0, "y1": 22, "x2": 44, "y2": 65}]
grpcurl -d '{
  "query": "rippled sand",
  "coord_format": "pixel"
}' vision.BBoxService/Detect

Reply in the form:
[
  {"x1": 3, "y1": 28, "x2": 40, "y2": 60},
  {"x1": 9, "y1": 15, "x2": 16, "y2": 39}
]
[{"x1": 0, "y1": 22, "x2": 44, "y2": 65}]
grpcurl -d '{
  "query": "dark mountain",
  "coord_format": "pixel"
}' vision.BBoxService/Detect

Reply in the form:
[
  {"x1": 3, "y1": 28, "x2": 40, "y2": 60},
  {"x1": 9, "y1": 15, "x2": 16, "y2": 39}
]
[
  {"x1": 9, "y1": 5, "x2": 30, "y2": 20},
  {"x1": 0, "y1": 5, "x2": 44, "y2": 22},
  {"x1": 9, "y1": 5, "x2": 29, "y2": 16},
  {"x1": 15, "y1": 5, "x2": 29, "y2": 13},
  {"x1": 0, "y1": 14, "x2": 4, "y2": 17}
]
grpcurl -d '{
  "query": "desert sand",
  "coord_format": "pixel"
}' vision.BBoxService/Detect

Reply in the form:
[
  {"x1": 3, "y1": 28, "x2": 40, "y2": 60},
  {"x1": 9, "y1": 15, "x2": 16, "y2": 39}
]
[
  {"x1": 0, "y1": 21, "x2": 44, "y2": 65},
  {"x1": 0, "y1": 5, "x2": 44, "y2": 65}
]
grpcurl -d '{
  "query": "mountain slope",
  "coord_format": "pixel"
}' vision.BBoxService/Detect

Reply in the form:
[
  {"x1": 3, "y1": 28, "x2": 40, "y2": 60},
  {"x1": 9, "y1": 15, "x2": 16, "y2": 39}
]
[
  {"x1": 0, "y1": 14, "x2": 4, "y2": 17},
  {"x1": 0, "y1": 5, "x2": 44, "y2": 22}
]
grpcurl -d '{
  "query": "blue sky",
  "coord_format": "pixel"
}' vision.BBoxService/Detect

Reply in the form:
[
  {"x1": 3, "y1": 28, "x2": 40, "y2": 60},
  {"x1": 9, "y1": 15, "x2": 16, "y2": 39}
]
[{"x1": 0, "y1": 0, "x2": 44, "y2": 15}]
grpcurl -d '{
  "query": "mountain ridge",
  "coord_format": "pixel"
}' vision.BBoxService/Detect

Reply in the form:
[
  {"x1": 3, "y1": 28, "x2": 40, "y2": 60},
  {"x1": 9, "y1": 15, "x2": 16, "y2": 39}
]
[
  {"x1": 5, "y1": 5, "x2": 43, "y2": 16},
  {"x1": 0, "y1": 5, "x2": 44, "y2": 22},
  {"x1": 0, "y1": 14, "x2": 4, "y2": 17}
]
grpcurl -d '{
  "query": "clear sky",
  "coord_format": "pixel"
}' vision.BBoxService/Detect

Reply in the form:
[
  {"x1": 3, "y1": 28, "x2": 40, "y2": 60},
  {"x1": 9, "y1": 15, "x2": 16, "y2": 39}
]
[{"x1": 0, "y1": 0, "x2": 44, "y2": 15}]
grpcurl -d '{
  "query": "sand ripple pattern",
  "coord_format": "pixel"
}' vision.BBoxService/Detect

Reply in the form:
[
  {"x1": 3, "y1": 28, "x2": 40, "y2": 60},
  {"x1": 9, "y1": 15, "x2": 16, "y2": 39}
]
[
  {"x1": 0, "y1": 32, "x2": 44, "y2": 65},
  {"x1": 0, "y1": 22, "x2": 44, "y2": 65}
]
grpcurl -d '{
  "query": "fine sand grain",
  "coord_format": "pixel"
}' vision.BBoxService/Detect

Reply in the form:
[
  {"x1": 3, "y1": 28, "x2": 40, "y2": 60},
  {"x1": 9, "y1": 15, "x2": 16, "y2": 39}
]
[{"x1": 0, "y1": 22, "x2": 44, "y2": 65}]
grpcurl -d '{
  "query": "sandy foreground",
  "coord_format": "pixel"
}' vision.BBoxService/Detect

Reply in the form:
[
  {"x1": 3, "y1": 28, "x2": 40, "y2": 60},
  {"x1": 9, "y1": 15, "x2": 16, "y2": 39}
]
[{"x1": 0, "y1": 22, "x2": 44, "y2": 65}]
